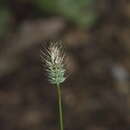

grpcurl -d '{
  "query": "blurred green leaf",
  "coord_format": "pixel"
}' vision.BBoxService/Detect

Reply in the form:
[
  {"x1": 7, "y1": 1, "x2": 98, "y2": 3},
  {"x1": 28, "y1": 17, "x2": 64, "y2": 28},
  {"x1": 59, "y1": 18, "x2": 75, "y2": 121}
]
[
  {"x1": 34, "y1": 0, "x2": 97, "y2": 28},
  {"x1": 0, "y1": 8, "x2": 11, "y2": 38}
]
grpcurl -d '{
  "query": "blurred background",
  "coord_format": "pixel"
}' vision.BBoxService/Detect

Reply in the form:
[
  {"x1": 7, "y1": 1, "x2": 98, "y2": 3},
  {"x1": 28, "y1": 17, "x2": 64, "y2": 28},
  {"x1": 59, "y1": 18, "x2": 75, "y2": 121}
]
[{"x1": 0, "y1": 0, "x2": 130, "y2": 130}]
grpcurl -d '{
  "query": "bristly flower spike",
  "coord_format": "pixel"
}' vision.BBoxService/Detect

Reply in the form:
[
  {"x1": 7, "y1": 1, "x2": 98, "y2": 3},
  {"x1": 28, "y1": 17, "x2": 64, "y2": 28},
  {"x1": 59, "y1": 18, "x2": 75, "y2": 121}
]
[{"x1": 41, "y1": 42, "x2": 66, "y2": 85}]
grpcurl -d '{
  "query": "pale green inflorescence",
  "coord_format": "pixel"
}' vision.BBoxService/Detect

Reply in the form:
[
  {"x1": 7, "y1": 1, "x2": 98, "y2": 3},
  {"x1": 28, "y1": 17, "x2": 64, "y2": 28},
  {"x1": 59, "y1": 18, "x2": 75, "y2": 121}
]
[{"x1": 41, "y1": 42, "x2": 66, "y2": 85}]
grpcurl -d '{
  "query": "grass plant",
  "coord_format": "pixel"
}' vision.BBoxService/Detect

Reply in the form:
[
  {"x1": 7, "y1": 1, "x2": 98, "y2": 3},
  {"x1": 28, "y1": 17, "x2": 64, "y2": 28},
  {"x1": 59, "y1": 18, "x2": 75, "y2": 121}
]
[{"x1": 40, "y1": 42, "x2": 66, "y2": 130}]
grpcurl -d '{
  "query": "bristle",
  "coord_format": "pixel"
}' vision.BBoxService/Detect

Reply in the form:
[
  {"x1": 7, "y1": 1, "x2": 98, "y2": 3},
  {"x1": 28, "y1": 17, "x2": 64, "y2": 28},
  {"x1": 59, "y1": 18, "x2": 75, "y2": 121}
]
[{"x1": 41, "y1": 42, "x2": 66, "y2": 85}]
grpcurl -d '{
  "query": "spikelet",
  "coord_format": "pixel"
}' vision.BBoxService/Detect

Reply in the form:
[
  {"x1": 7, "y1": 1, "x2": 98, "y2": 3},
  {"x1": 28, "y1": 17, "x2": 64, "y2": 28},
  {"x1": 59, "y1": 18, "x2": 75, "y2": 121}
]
[{"x1": 41, "y1": 42, "x2": 66, "y2": 85}]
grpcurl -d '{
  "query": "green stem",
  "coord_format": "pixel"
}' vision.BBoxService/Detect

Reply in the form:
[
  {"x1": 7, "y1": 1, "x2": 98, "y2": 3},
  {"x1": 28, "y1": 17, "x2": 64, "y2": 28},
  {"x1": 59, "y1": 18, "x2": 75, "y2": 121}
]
[{"x1": 57, "y1": 84, "x2": 64, "y2": 130}]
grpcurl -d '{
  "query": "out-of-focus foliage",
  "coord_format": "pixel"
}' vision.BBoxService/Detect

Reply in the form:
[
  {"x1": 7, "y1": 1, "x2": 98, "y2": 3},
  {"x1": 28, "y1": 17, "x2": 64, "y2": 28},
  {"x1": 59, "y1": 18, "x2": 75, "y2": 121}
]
[
  {"x1": 0, "y1": 7, "x2": 11, "y2": 38},
  {"x1": 33, "y1": 0, "x2": 97, "y2": 28}
]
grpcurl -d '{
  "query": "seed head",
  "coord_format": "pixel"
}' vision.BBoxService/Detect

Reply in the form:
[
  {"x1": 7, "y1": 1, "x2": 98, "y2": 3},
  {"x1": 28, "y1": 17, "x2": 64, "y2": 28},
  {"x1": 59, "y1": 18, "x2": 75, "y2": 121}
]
[{"x1": 41, "y1": 42, "x2": 66, "y2": 85}]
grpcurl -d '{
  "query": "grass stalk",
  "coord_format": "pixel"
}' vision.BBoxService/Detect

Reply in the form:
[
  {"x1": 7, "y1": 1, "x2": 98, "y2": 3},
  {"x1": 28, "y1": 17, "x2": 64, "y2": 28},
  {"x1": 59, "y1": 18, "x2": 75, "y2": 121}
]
[{"x1": 57, "y1": 84, "x2": 64, "y2": 130}]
